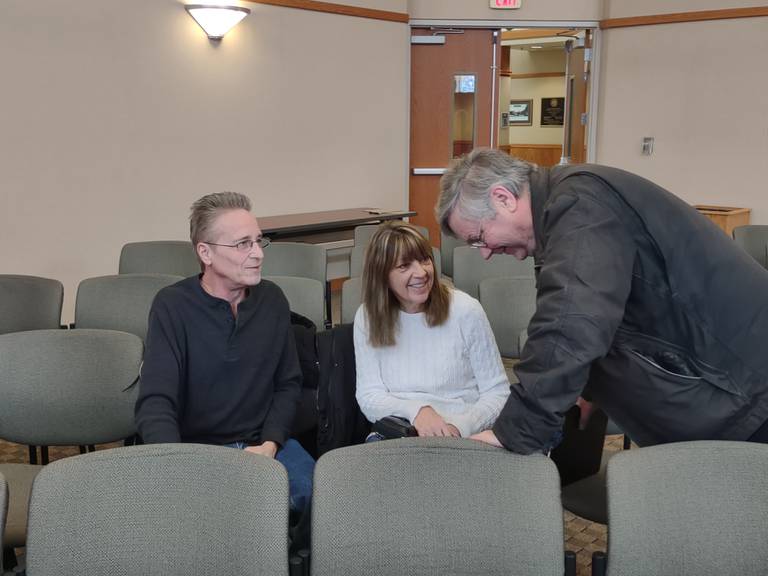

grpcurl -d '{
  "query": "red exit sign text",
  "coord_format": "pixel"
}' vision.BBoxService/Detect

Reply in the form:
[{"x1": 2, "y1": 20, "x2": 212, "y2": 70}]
[{"x1": 490, "y1": 0, "x2": 522, "y2": 8}]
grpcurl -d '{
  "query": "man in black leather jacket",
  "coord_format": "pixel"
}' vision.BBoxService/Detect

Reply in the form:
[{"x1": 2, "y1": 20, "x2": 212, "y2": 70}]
[{"x1": 437, "y1": 148, "x2": 768, "y2": 454}]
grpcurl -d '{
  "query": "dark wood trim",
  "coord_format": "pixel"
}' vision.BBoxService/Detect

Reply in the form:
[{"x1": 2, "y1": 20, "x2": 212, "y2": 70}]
[
  {"x1": 500, "y1": 71, "x2": 565, "y2": 79},
  {"x1": 601, "y1": 7, "x2": 768, "y2": 29},
  {"x1": 242, "y1": 0, "x2": 409, "y2": 23}
]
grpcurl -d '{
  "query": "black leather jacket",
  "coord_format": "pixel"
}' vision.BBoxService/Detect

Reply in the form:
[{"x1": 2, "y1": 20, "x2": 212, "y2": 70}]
[{"x1": 494, "y1": 164, "x2": 768, "y2": 453}]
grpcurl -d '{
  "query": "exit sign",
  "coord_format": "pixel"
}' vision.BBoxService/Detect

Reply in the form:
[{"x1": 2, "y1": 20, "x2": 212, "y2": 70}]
[{"x1": 490, "y1": 0, "x2": 522, "y2": 8}]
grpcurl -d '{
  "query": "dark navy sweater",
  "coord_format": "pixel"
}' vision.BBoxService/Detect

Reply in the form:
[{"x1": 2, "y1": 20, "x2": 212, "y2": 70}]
[{"x1": 135, "y1": 276, "x2": 302, "y2": 446}]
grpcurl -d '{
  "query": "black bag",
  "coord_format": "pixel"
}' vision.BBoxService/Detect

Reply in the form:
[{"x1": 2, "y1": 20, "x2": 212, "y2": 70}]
[
  {"x1": 290, "y1": 311, "x2": 319, "y2": 389},
  {"x1": 372, "y1": 416, "x2": 418, "y2": 439},
  {"x1": 289, "y1": 312, "x2": 320, "y2": 456},
  {"x1": 316, "y1": 324, "x2": 371, "y2": 456},
  {"x1": 549, "y1": 405, "x2": 607, "y2": 486}
]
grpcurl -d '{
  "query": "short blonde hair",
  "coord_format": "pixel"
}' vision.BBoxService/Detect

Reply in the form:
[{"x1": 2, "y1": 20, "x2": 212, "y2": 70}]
[
  {"x1": 362, "y1": 221, "x2": 450, "y2": 347},
  {"x1": 189, "y1": 192, "x2": 251, "y2": 270}
]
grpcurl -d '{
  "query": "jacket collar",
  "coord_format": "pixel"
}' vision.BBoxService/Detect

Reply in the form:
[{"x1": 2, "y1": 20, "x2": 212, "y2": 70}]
[{"x1": 529, "y1": 165, "x2": 552, "y2": 260}]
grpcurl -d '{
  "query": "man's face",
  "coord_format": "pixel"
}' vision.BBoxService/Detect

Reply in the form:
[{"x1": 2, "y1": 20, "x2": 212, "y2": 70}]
[
  {"x1": 199, "y1": 209, "x2": 264, "y2": 288},
  {"x1": 447, "y1": 185, "x2": 535, "y2": 261}
]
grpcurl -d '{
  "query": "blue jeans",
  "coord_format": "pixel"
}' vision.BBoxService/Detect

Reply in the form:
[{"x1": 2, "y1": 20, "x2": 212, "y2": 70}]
[{"x1": 226, "y1": 438, "x2": 315, "y2": 515}]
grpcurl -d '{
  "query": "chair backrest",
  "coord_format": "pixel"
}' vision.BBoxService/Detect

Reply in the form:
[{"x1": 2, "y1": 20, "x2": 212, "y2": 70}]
[
  {"x1": 0, "y1": 329, "x2": 142, "y2": 446},
  {"x1": 606, "y1": 440, "x2": 768, "y2": 576},
  {"x1": 452, "y1": 246, "x2": 534, "y2": 299},
  {"x1": 479, "y1": 276, "x2": 537, "y2": 358},
  {"x1": 440, "y1": 231, "x2": 464, "y2": 279},
  {"x1": 75, "y1": 273, "x2": 182, "y2": 340},
  {"x1": 25, "y1": 444, "x2": 289, "y2": 576},
  {"x1": 119, "y1": 241, "x2": 200, "y2": 277},
  {"x1": 312, "y1": 437, "x2": 565, "y2": 576},
  {"x1": 261, "y1": 242, "x2": 327, "y2": 284},
  {"x1": 341, "y1": 276, "x2": 362, "y2": 324},
  {"x1": 0, "y1": 471, "x2": 6, "y2": 573},
  {"x1": 732, "y1": 225, "x2": 768, "y2": 268},
  {"x1": 264, "y1": 275, "x2": 325, "y2": 329},
  {"x1": 0, "y1": 275, "x2": 63, "y2": 334}
]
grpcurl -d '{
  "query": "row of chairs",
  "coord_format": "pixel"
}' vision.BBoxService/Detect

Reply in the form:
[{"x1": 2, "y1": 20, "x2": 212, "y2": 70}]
[
  {"x1": 3, "y1": 438, "x2": 766, "y2": 576},
  {"x1": 732, "y1": 224, "x2": 768, "y2": 269}
]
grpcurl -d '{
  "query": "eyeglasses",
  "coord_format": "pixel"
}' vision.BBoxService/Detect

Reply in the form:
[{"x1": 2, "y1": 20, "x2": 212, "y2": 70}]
[
  {"x1": 205, "y1": 237, "x2": 271, "y2": 252},
  {"x1": 466, "y1": 224, "x2": 487, "y2": 249}
]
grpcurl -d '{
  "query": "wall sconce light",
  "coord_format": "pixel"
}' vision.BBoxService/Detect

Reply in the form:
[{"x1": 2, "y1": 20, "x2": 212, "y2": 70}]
[{"x1": 185, "y1": 4, "x2": 251, "y2": 40}]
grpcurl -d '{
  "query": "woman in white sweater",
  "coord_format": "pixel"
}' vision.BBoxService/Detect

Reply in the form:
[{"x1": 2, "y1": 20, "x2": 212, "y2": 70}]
[{"x1": 354, "y1": 221, "x2": 510, "y2": 438}]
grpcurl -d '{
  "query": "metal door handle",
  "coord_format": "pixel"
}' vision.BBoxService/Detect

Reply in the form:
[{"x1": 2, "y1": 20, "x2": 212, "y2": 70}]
[{"x1": 412, "y1": 168, "x2": 446, "y2": 175}]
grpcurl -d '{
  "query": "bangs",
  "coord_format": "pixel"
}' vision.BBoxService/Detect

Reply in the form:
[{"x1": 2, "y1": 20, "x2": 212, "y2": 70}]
[{"x1": 388, "y1": 228, "x2": 432, "y2": 267}]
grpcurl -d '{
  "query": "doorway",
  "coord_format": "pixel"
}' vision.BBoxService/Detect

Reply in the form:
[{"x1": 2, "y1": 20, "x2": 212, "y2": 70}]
[{"x1": 409, "y1": 25, "x2": 596, "y2": 246}]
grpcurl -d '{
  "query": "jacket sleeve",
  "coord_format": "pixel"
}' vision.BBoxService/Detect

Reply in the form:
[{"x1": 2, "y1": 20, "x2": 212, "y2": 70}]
[
  {"x1": 353, "y1": 307, "x2": 427, "y2": 424},
  {"x1": 493, "y1": 178, "x2": 636, "y2": 454},
  {"x1": 260, "y1": 303, "x2": 303, "y2": 447},
  {"x1": 134, "y1": 295, "x2": 183, "y2": 444},
  {"x1": 444, "y1": 296, "x2": 511, "y2": 437}
]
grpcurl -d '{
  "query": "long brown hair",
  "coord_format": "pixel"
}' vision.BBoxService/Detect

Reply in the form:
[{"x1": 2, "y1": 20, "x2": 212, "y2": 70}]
[{"x1": 362, "y1": 221, "x2": 451, "y2": 347}]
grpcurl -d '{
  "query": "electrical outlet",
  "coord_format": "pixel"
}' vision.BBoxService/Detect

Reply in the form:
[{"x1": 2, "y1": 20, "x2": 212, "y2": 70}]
[{"x1": 642, "y1": 137, "x2": 654, "y2": 156}]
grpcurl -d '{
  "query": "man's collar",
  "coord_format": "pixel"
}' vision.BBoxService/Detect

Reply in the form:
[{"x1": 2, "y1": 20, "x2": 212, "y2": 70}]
[{"x1": 529, "y1": 166, "x2": 552, "y2": 260}]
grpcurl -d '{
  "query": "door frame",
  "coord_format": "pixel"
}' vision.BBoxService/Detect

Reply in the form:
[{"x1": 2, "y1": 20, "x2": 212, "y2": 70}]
[{"x1": 409, "y1": 19, "x2": 602, "y2": 164}]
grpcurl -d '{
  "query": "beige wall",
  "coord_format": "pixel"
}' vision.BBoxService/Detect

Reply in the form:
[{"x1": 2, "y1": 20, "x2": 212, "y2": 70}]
[
  {"x1": 501, "y1": 50, "x2": 566, "y2": 145},
  {"x1": 408, "y1": 0, "x2": 602, "y2": 22},
  {"x1": 0, "y1": 0, "x2": 409, "y2": 321},
  {"x1": 595, "y1": 15, "x2": 768, "y2": 223},
  {"x1": 605, "y1": 0, "x2": 767, "y2": 18}
]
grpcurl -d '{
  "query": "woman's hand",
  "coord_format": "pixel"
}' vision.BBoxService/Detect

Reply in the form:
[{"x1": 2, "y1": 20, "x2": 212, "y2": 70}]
[
  {"x1": 469, "y1": 429, "x2": 503, "y2": 447},
  {"x1": 413, "y1": 406, "x2": 461, "y2": 437},
  {"x1": 244, "y1": 441, "x2": 278, "y2": 458}
]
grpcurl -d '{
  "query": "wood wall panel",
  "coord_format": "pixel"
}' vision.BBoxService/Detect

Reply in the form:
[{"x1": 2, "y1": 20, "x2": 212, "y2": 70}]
[{"x1": 501, "y1": 144, "x2": 562, "y2": 167}]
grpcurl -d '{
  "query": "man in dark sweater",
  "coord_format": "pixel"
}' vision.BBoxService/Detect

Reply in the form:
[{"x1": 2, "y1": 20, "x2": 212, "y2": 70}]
[
  {"x1": 135, "y1": 191, "x2": 313, "y2": 525},
  {"x1": 438, "y1": 148, "x2": 768, "y2": 454}
]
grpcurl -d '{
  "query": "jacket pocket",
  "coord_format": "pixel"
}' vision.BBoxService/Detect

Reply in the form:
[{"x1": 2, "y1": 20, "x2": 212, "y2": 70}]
[
  {"x1": 615, "y1": 330, "x2": 743, "y2": 397},
  {"x1": 589, "y1": 330, "x2": 748, "y2": 445}
]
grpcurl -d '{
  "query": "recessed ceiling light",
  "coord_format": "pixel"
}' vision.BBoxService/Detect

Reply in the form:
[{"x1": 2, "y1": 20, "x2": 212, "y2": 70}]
[{"x1": 530, "y1": 45, "x2": 543, "y2": 49}]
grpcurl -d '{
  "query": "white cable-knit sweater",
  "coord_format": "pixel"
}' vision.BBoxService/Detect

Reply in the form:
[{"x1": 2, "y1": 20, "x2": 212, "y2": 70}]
[{"x1": 353, "y1": 289, "x2": 511, "y2": 437}]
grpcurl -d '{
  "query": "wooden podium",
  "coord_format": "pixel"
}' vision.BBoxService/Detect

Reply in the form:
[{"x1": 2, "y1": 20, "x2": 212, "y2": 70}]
[{"x1": 694, "y1": 205, "x2": 751, "y2": 236}]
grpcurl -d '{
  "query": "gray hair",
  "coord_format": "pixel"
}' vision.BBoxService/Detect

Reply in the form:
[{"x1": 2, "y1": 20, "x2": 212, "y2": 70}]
[
  {"x1": 189, "y1": 192, "x2": 252, "y2": 268},
  {"x1": 436, "y1": 148, "x2": 536, "y2": 236}
]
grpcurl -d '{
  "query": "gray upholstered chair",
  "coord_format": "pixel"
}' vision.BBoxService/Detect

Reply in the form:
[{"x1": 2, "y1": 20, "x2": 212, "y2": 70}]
[
  {"x1": 74, "y1": 273, "x2": 182, "y2": 340},
  {"x1": 0, "y1": 472, "x2": 7, "y2": 574},
  {"x1": 0, "y1": 275, "x2": 63, "y2": 334},
  {"x1": 265, "y1": 275, "x2": 325, "y2": 329},
  {"x1": 440, "y1": 231, "x2": 464, "y2": 279},
  {"x1": 261, "y1": 242, "x2": 328, "y2": 326},
  {"x1": 312, "y1": 437, "x2": 570, "y2": 576},
  {"x1": 24, "y1": 444, "x2": 289, "y2": 576},
  {"x1": 594, "y1": 440, "x2": 768, "y2": 576},
  {"x1": 0, "y1": 329, "x2": 142, "y2": 563},
  {"x1": 119, "y1": 240, "x2": 200, "y2": 277},
  {"x1": 452, "y1": 246, "x2": 534, "y2": 299},
  {"x1": 732, "y1": 224, "x2": 768, "y2": 268},
  {"x1": 478, "y1": 275, "x2": 536, "y2": 358},
  {"x1": 340, "y1": 276, "x2": 362, "y2": 324}
]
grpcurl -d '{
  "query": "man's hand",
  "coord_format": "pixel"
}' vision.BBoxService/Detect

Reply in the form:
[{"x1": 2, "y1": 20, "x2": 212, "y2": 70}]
[
  {"x1": 244, "y1": 441, "x2": 278, "y2": 458},
  {"x1": 413, "y1": 406, "x2": 461, "y2": 437},
  {"x1": 576, "y1": 397, "x2": 595, "y2": 430},
  {"x1": 469, "y1": 429, "x2": 503, "y2": 447}
]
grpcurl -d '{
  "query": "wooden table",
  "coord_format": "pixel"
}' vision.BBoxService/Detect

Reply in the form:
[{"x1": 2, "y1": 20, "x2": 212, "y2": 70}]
[{"x1": 259, "y1": 208, "x2": 416, "y2": 243}]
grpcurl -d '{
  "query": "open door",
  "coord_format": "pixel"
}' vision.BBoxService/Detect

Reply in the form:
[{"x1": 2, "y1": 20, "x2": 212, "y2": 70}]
[{"x1": 409, "y1": 28, "x2": 500, "y2": 246}]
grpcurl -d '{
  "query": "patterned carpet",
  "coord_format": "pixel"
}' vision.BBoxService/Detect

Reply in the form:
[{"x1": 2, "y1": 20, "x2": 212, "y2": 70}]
[{"x1": 1, "y1": 436, "x2": 623, "y2": 576}]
